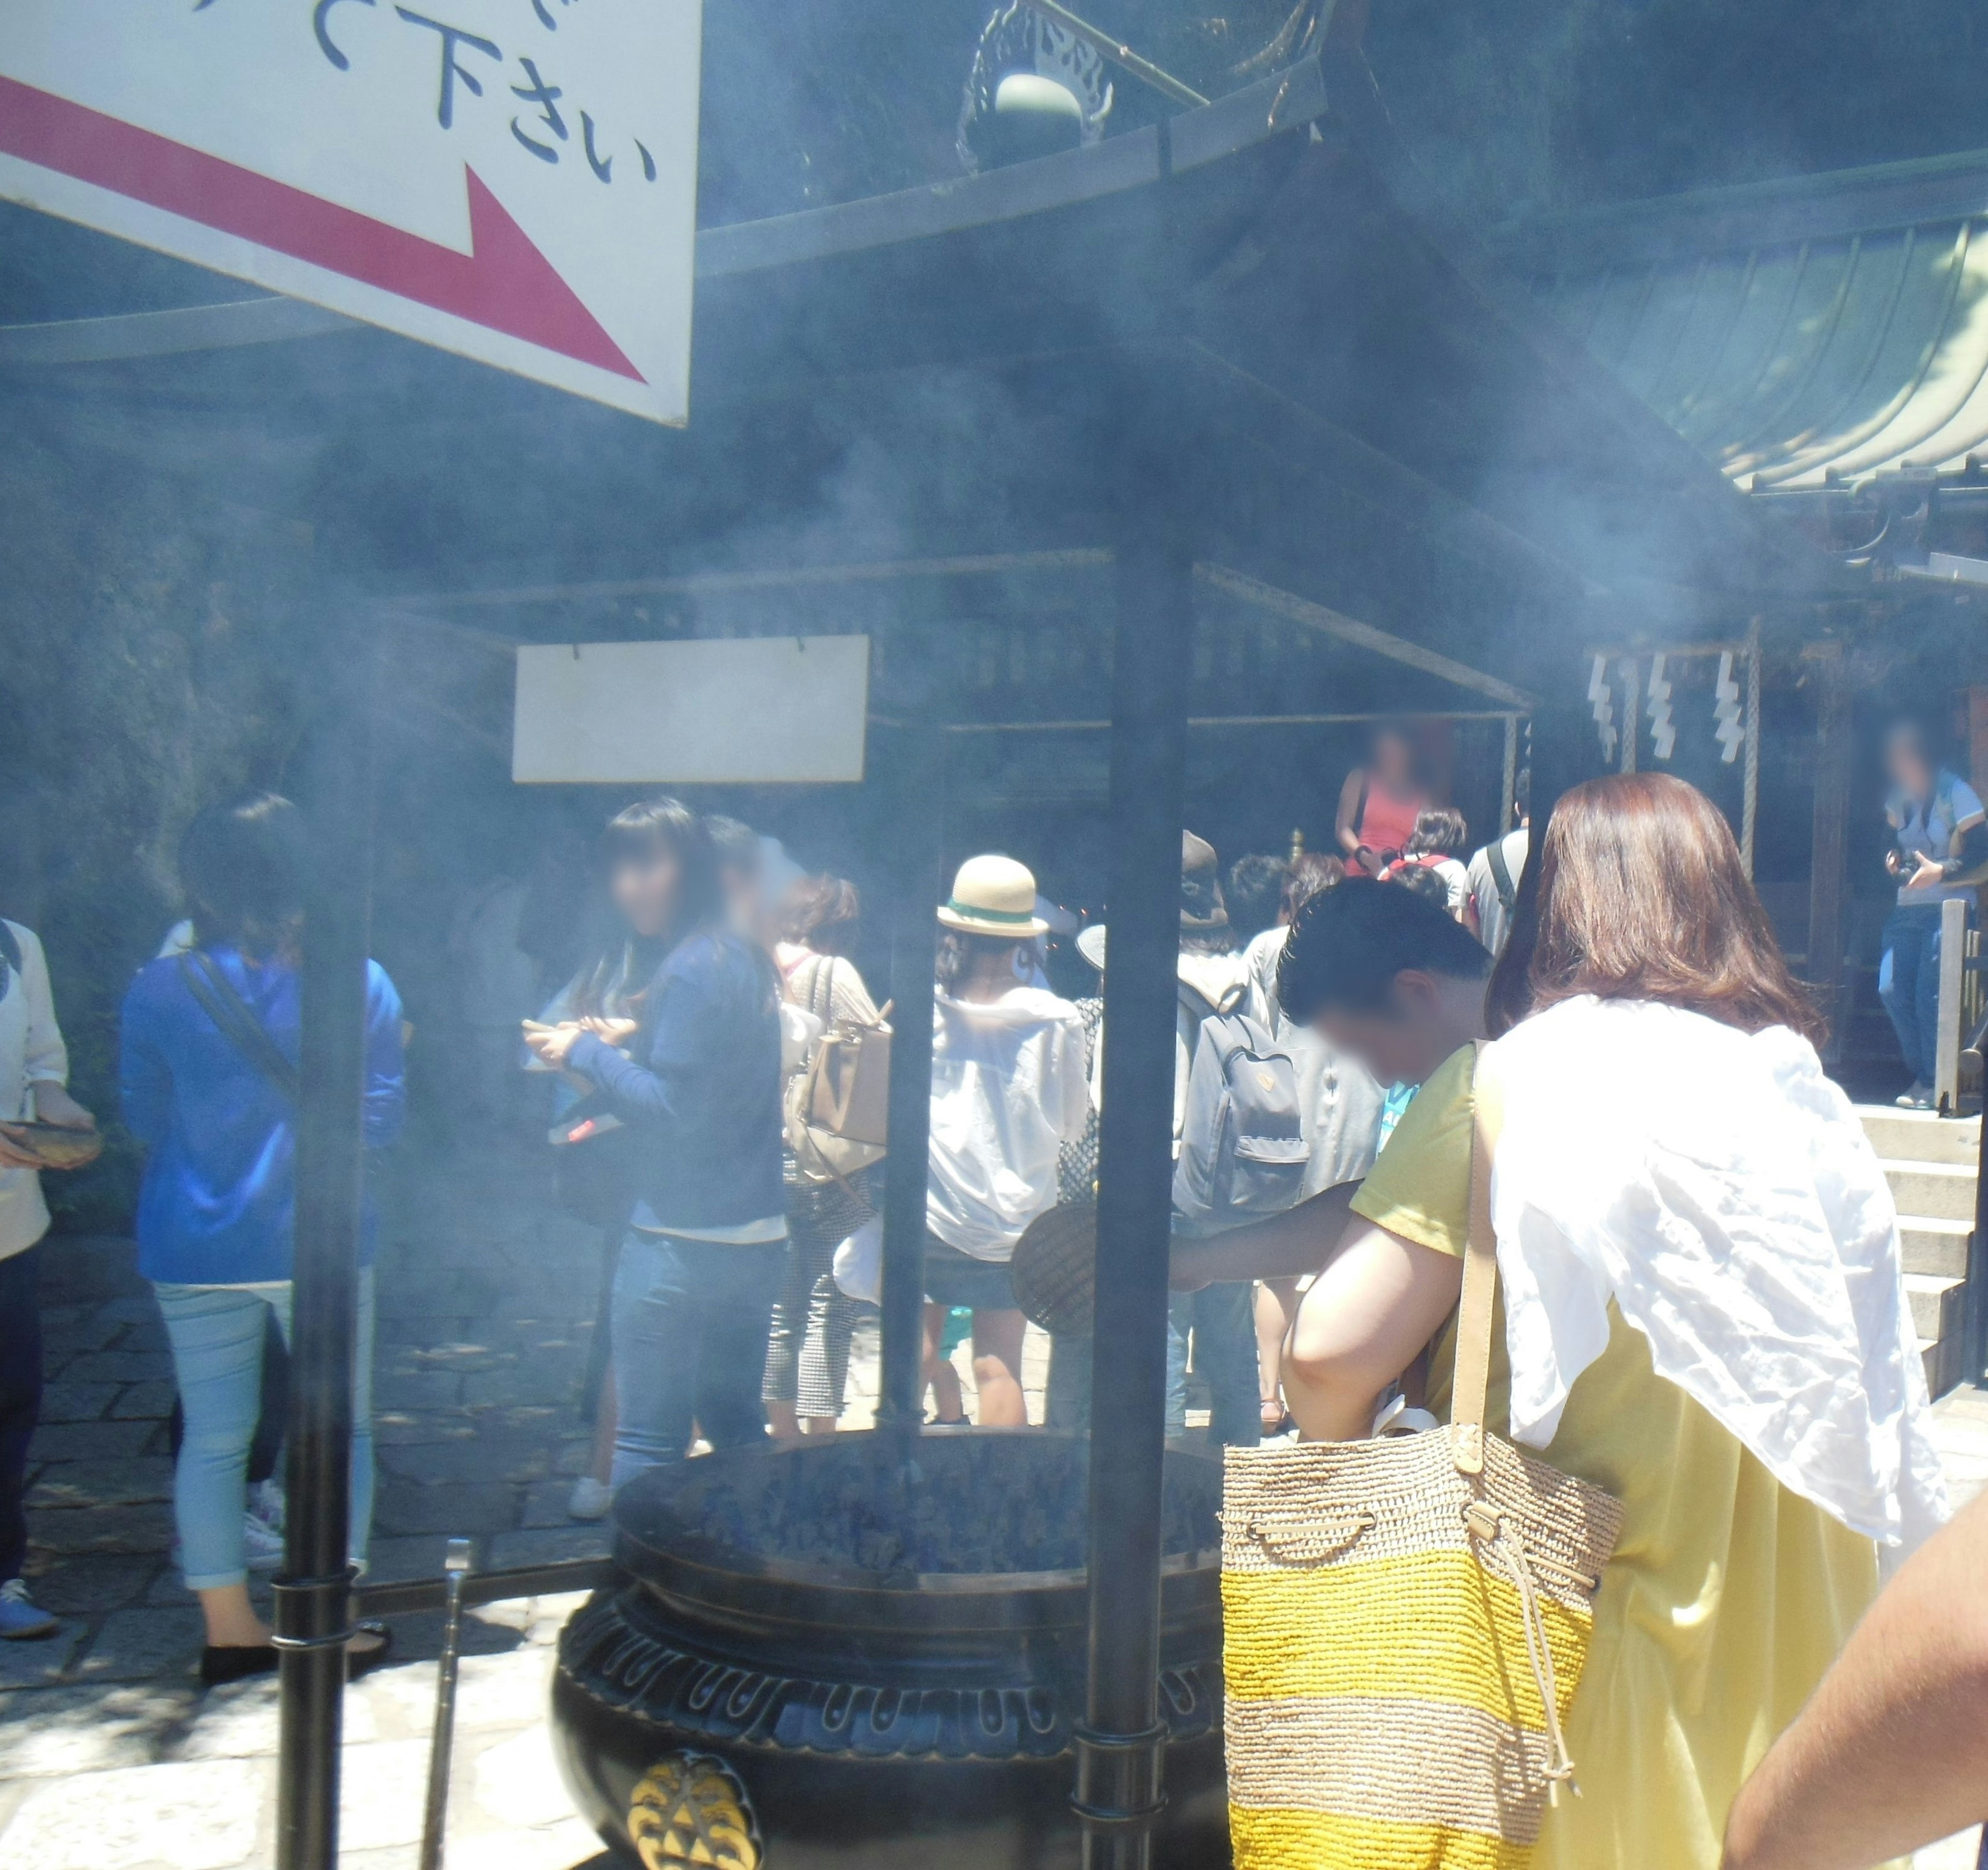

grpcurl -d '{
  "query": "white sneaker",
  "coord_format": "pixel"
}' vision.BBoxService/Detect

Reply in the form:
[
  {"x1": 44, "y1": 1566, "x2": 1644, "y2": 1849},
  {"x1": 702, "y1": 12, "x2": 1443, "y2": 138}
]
[
  {"x1": 0, "y1": 1579, "x2": 58, "y2": 1641},
  {"x1": 567, "y1": 1476, "x2": 612, "y2": 1521},
  {"x1": 244, "y1": 1479, "x2": 286, "y2": 1572}
]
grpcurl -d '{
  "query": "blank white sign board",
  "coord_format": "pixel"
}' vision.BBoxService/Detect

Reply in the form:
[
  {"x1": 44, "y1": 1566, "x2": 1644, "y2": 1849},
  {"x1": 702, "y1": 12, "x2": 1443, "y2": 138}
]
[{"x1": 513, "y1": 636, "x2": 869, "y2": 784}]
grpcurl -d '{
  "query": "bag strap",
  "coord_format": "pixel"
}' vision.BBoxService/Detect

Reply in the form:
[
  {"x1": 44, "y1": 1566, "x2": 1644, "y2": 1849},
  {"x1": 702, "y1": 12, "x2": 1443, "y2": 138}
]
[
  {"x1": 1486, "y1": 836, "x2": 1517, "y2": 914},
  {"x1": 1451, "y1": 1042, "x2": 1496, "y2": 1477},
  {"x1": 179, "y1": 952, "x2": 301, "y2": 1102}
]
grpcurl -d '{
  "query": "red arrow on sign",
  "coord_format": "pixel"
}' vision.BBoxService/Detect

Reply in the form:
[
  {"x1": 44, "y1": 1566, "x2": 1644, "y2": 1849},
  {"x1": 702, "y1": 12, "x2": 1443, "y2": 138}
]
[{"x1": 0, "y1": 71, "x2": 641, "y2": 380}]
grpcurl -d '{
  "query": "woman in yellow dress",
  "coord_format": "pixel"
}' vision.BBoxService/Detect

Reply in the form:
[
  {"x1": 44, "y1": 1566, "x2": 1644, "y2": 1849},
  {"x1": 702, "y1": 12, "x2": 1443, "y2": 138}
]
[{"x1": 1277, "y1": 773, "x2": 1946, "y2": 1869}]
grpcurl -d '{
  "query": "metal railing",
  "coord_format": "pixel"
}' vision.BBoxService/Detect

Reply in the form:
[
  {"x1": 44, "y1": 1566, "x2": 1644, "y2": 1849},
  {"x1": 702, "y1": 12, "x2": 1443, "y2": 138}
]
[{"x1": 1934, "y1": 897, "x2": 1985, "y2": 1116}]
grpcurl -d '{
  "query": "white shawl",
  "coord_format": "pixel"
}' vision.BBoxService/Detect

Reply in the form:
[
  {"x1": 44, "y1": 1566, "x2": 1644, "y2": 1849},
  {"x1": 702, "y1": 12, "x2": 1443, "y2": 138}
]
[{"x1": 1483, "y1": 996, "x2": 1949, "y2": 1550}]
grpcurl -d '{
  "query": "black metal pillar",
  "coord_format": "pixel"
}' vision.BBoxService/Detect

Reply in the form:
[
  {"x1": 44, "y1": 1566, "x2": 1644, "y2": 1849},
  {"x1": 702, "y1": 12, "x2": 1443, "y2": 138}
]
[
  {"x1": 276, "y1": 628, "x2": 378, "y2": 1870},
  {"x1": 1075, "y1": 521, "x2": 1193, "y2": 1870},
  {"x1": 875, "y1": 724, "x2": 947, "y2": 1431}
]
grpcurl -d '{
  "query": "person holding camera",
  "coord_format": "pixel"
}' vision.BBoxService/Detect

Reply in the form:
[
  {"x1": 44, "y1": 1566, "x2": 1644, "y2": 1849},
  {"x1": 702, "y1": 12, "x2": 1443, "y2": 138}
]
[{"x1": 1878, "y1": 717, "x2": 1988, "y2": 1108}]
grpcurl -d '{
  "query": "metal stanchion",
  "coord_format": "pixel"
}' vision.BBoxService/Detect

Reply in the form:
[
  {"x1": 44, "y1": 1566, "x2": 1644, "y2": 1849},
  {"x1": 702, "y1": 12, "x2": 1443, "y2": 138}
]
[
  {"x1": 419, "y1": 1539, "x2": 475, "y2": 1870},
  {"x1": 875, "y1": 725, "x2": 946, "y2": 1433},
  {"x1": 1076, "y1": 517, "x2": 1193, "y2": 1870},
  {"x1": 276, "y1": 624, "x2": 379, "y2": 1870}
]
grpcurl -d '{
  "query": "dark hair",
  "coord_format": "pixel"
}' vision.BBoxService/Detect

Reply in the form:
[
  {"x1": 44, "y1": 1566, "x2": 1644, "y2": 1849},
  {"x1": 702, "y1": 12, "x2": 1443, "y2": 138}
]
[
  {"x1": 1226, "y1": 855, "x2": 1289, "y2": 941},
  {"x1": 1405, "y1": 806, "x2": 1468, "y2": 859},
  {"x1": 936, "y1": 929, "x2": 1023, "y2": 992},
  {"x1": 1485, "y1": 772, "x2": 1823, "y2": 1045},
  {"x1": 1277, "y1": 876, "x2": 1490, "y2": 1024},
  {"x1": 782, "y1": 874, "x2": 861, "y2": 955},
  {"x1": 572, "y1": 798, "x2": 722, "y2": 1017},
  {"x1": 704, "y1": 814, "x2": 762, "y2": 875},
  {"x1": 1388, "y1": 862, "x2": 1454, "y2": 911},
  {"x1": 179, "y1": 793, "x2": 306, "y2": 956},
  {"x1": 1281, "y1": 850, "x2": 1344, "y2": 920},
  {"x1": 1512, "y1": 766, "x2": 1532, "y2": 820}
]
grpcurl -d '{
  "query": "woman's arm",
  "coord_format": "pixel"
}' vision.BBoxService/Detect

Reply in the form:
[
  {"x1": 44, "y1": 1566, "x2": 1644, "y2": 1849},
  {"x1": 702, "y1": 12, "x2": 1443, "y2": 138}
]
[
  {"x1": 118, "y1": 978, "x2": 173, "y2": 1151},
  {"x1": 1721, "y1": 1491, "x2": 1988, "y2": 1870},
  {"x1": 363, "y1": 965, "x2": 407, "y2": 1150},
  {"x1": 1170, "y1": 1181, "x2": 1361, "y2": 1288},
  {"x1": 1335, "y1": 768, "x2": 1366, "y2": 864},
  {"x1": 1282, "y1": 1220, "x2": 1464, "y2": 1441}
]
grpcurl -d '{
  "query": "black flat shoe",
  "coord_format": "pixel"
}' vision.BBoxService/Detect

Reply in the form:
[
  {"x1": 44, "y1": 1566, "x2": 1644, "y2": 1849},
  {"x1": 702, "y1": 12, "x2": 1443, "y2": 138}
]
[
  {"x1": 200, "y1": 1642, "x2": 278, "y2": 1687},
  {"x1": 345, "y1": 1621, "x2": 393, "y2": 1681}
]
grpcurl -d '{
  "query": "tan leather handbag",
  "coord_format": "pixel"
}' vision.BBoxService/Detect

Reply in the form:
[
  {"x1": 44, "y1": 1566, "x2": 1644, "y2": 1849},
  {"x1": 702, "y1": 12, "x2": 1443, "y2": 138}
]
[{"x1": 783, "y1": 955, "x2": 890, "y2": 1188}]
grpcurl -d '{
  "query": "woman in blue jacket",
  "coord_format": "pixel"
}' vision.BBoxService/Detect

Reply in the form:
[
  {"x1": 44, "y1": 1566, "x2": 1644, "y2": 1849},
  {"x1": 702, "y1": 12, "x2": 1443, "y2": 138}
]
[
  {"x1": 524, "y1": 799, "x2": 785, "y2": 1487},
  {"x1": 120, "y1": 795, "x2": 404, "y2": 1684}
]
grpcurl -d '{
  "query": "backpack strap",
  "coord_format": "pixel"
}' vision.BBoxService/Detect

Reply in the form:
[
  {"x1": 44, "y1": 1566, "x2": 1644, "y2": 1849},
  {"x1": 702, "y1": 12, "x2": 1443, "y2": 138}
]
[
  {"x1": 1485, "y1": 837, "x2": 1517, "y2": 915},
  {"x1": 178, "y1": 952, "x2": 301, "y2": 1101},
  {"x1": 0, "y1": 921, "x2": 19, "y2": 1002}
]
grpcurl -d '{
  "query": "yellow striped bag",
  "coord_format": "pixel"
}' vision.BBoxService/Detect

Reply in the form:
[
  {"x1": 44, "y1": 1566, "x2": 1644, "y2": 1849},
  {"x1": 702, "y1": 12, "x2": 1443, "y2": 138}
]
[{"x1": 1221, "y1": 1088, "x2": 1625, "y2": 1869}]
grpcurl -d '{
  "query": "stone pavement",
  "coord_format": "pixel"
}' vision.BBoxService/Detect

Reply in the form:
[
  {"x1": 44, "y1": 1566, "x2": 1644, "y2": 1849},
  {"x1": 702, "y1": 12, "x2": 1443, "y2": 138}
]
[{"x1": 0, "y1": 1591, "x2": 607, "y2": 1870}]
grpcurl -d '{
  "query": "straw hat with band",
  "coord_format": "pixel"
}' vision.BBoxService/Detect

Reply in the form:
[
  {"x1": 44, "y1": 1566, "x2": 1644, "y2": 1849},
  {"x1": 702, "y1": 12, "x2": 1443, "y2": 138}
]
[{"x1": 937, "y1": 855, "x2": 1051, "y2": 939}]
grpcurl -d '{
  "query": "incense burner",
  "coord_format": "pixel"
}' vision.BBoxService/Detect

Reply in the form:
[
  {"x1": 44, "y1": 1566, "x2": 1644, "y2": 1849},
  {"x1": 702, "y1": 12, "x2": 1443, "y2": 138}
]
[{"x1": 549, "y1": 1431, "x2": 1229, "y2": 1869}]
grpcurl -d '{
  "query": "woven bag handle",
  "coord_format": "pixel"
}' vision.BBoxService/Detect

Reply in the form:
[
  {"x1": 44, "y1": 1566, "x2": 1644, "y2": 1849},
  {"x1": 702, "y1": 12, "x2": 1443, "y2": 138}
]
[{"x1": 1451, "y1": 1041, "x2": 1498, "y2": 1478}]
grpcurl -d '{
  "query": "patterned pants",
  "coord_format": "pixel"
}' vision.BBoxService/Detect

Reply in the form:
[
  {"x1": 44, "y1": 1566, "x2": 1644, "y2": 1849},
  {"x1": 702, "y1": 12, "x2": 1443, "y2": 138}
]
[{"x1": 762, "y1": 1167, "x2": 871, "y2": 1418}]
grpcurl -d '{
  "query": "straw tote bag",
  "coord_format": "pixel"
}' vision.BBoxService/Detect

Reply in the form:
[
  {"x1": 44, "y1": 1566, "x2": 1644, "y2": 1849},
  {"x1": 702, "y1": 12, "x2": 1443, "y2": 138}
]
[{"x1": 1221, "y1": 1063, "x2": 1625, "y2": 1868}]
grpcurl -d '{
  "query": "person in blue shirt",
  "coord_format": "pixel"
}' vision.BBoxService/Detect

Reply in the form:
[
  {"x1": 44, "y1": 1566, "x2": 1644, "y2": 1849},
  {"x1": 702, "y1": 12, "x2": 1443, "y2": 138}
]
[
  {"x1": 523, "y1": 799, "x2": 785, "y2": 1488},
  {"x1": 1878, "y1": 717, "x2": 1988, "y2": 1108},
  {"x1": 119, "y1": 794, "x2": 404, "y2": 1685}
]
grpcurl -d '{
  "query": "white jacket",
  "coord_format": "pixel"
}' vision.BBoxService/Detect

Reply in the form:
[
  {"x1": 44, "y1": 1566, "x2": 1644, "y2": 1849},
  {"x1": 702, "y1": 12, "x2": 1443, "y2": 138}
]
[
  {"x1": 1485, "y1": 996, "x2": 1948, "y2": 1550},
  {"x1": 927, "y1": 986, "x2": 1089, "y2": 1262},
  {"x1": 0, "y1": 922, "x2": 69, "y2": 1260}
]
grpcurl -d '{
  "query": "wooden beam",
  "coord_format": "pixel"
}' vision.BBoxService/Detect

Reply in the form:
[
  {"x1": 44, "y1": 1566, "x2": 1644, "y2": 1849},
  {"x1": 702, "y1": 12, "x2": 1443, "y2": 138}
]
[
  {"x1": 1195, "y1": 563, "x2": 1537, "y2": 709},
  {"x1": 394, "y1": 550, "x2": 1116, "y2": 611}
]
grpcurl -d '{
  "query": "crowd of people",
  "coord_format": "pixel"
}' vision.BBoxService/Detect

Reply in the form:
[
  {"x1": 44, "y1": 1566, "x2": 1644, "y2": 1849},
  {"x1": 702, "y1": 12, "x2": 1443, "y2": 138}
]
[{"x1": 3, "y1": 722, "x2": 1987, "y2": 1863}]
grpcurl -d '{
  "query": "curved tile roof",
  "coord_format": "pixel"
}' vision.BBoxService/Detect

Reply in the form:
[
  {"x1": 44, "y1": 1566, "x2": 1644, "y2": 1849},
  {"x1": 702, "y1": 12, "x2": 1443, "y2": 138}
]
[{"x1": 1499, "y1": 152, "x2": 1988, "y2": 491}]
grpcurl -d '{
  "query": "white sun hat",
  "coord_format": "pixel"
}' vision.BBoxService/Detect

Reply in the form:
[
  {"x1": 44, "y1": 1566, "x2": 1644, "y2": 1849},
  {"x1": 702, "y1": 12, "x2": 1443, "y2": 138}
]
[{"x1": 937, "y1": 855, "x2": 1049, "y2": 939}]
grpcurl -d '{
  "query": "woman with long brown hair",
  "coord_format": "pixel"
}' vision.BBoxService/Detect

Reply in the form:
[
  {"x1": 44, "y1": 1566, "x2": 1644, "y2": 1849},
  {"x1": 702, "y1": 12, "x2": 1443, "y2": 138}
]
[{"x1": 1277, "y1": 772, "x2": 1942, "y2": 1868}]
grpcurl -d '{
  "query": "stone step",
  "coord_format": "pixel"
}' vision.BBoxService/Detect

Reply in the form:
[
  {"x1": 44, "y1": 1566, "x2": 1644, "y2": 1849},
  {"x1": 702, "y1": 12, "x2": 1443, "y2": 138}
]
[
  {"x1": 1908, "y1": 1272, "x2": 1967, "y2": 1343},
  {"x1": 1884, "y1": 1159, "x2": 1978, "y2": 1223},
  {"x1": 1902, "y1": 1217, "x2": 1974, "y2": 1279},
  {"x1": 1858, "y1": 1106, "x2": 1982, "y2": 1167}
]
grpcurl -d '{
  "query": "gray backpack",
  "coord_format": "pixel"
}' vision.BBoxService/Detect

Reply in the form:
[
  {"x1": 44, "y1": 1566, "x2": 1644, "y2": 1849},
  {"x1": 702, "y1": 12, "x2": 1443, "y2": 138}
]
[{"x1": 1172, "y1": 1010, "x2": 1310, "y2": 1235}]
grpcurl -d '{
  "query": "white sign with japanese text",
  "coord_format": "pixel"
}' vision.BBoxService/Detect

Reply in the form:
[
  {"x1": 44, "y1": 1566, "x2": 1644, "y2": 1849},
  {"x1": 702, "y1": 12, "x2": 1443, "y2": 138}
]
[
  {"x1": 0, "y1": 0, "x2": 700, "y2": 424},
  {"x1": 513, "y1": 637, "x2": 873, "y2": 784}
]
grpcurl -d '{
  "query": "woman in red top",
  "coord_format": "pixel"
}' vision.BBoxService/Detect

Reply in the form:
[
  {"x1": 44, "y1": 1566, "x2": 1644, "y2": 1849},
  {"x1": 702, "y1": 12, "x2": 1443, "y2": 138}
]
[{"x1": 1335, "y1": 725, "x2": 1428, "y2": 878}]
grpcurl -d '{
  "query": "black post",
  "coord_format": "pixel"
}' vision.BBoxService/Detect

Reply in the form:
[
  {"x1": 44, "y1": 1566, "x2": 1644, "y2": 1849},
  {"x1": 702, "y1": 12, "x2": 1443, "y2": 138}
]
[
  {"x1": 1075, "y1": 521, "x2": 1193, "y2": 1870},
  {"x1": 276, "y1": 625, "x2": 379, "y2": 1870},
  {"x1": 875, "y1": 725, "x2": 947, "y2": 1431}
]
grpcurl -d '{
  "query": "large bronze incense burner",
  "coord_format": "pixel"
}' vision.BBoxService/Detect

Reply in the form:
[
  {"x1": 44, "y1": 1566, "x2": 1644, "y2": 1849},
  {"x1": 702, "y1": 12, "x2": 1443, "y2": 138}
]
[{"x1": 550, "y1": 1431, "x2": 1228, "y2": 1870}]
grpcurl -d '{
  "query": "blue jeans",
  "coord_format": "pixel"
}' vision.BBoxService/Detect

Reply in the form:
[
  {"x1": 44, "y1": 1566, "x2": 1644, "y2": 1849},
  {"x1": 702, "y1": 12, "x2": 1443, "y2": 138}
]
[
  {"x1": 1166, "y1": 1281, "x2": 1262, "y2": 1449},
  {"x1": 153, "y1": 1269, "x2": 375, "y2": 1591},
  {"x1": 610, "y1": 1232, "x2": 784, "y2": 1489},
  {"x1": 1880, "y1": 905, "x2": 1954, "y2": 1085}
]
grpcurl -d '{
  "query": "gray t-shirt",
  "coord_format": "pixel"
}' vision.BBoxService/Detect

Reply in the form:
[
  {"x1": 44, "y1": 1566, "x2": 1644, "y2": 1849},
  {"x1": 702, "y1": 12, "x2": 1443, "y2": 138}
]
[{"x1": 1466, "y1": 828, "x2": 1529, "y2": 956}]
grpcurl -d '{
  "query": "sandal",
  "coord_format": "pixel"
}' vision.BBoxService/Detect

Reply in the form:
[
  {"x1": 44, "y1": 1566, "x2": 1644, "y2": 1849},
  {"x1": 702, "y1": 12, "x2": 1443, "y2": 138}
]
[{"x1": 346, "y1": 1621, "x2": 394, "y2": 1681}]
